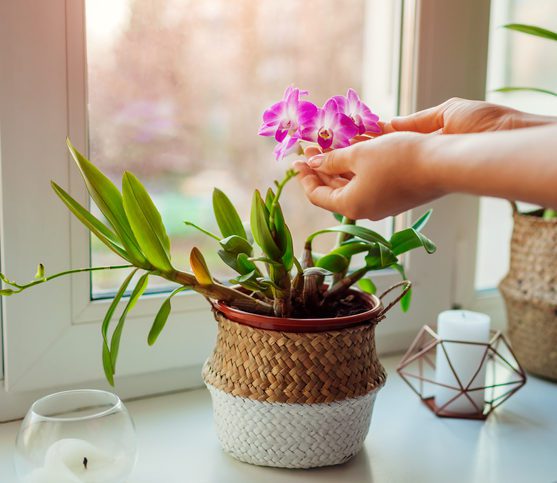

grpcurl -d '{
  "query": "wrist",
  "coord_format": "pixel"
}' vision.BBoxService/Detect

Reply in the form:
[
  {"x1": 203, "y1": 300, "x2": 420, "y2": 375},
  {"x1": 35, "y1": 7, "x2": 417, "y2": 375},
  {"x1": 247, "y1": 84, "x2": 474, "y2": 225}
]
[
  {"x1": 508, "y1": 110, "x2": 557, "y2": 129},
  {"x1": 414, "y1": 134, "x2": 448, "y2": 198}
]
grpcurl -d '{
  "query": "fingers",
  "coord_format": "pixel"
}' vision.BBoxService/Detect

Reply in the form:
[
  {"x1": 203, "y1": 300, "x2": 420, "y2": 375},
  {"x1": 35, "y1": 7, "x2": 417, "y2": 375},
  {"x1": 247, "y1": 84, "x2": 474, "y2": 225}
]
[
  {"x1": 292, "y1": 161, "x2": 349, "y2": 189},
  {"x1": 303, "y1": 145, "x2": 322, "y2": 158},
  {"x1": 306, "y1": 145, "x2": 355, "y2": 175},
  {"x1": 293, "y1": 161, "x2": 349, "y2": 213},
  {"x1": 377, "y1": 121, "x2": 397, "y2": 135},
  {"x1": 389, "y1": 102, "x2": 451, "y2": 133}
]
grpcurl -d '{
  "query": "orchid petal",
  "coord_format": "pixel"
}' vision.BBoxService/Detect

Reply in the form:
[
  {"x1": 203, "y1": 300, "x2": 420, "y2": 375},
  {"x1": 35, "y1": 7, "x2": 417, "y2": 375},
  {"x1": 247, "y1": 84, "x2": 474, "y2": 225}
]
[
  {"x1": 331, "y1": 95, "x2": 348, "y2": 114},
  {"x1": 262, "y1": 101, "x2": 285, "y2": 124},
  {"x1": 317, "y1": 134, "x2": 333, "y2": 150},
  {"x1": 275, "y1": 127, "x2": 288, "y2": 143},
  {"x1": 274, "y1": 135, "x2": 299, "y2": 161},
  {"x1": 297, "y1": 101, "x2": 318, "y2": 126},
  {"x1": 258, "y1": 123, "x2": 277, "y2": 137},
  {"x1": 323, "y1": 97, "x2": 340, "y2": 114},
  {"x1": 346, "y1": 88, "x2": 361, "y2": 111}
]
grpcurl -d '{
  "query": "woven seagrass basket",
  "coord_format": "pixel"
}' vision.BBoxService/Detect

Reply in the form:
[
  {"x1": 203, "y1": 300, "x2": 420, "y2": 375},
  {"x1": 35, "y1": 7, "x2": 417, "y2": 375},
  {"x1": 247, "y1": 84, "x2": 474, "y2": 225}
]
[
  {"x1": 499, "y1": 203, "x2": 557, "y2": 381},
  {"x1": 202, "y1": 282, "x2": 410, "y2": 469}
]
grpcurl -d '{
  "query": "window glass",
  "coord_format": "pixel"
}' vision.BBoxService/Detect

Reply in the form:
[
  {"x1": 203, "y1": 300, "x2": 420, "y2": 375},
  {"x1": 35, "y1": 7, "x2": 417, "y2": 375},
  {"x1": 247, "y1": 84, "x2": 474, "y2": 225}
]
[
  {"x1": 476, "y1": 0, "x2": 557, "y2": 290},
  {"x1": 86, "y1": 0, "x2": 394, "y2": 297}
]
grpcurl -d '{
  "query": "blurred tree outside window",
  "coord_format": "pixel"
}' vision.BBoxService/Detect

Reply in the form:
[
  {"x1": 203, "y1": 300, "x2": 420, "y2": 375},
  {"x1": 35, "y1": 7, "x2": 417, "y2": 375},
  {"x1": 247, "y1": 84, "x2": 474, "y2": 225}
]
[{"x1": 86, "y1": 0, "x2": 392, "y2": 297}]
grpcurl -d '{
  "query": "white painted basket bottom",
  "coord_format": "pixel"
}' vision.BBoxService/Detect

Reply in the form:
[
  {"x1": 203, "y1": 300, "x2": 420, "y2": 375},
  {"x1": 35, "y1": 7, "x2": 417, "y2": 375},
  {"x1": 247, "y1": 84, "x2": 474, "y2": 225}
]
[{"x1": 206, "y1": 383, "x2": 380, "y2": 469}]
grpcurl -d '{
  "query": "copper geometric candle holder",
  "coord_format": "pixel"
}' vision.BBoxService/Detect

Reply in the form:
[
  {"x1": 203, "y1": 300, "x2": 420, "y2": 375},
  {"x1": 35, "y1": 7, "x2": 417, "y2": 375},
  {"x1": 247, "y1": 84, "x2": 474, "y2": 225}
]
[{"x1": 397, "y1": 325, "x2": 527, "y2": 420}]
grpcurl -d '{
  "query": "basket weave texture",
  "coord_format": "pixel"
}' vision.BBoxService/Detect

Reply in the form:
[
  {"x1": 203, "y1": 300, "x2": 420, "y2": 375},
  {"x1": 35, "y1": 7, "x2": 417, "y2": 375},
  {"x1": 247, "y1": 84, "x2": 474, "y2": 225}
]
[
  {"x1": 203, "y1": 311, "x2": 386, "y2": 404},
  {"x1": 499, "y1": 210, "x2": 557, "y2": 381}
]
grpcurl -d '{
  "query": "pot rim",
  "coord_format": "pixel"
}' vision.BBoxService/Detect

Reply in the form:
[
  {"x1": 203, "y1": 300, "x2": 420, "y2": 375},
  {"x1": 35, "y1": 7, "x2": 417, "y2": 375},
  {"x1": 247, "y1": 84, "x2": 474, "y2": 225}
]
[{"x1": 213, "y1": 289, "x2": 383, "y2": 333}]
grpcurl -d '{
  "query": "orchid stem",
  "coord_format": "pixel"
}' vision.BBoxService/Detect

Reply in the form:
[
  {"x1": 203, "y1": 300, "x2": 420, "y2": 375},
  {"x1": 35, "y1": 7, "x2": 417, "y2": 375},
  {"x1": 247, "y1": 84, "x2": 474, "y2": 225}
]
[
  {"x1": 2, "y1": 264, "x2": 135, "y2": 293},
  {"x1": 269, "y1": 169, "x2": 297, "y2": 228},
  {"x1": 333, "y1": 217, "x2": 355, "y2": 284}
]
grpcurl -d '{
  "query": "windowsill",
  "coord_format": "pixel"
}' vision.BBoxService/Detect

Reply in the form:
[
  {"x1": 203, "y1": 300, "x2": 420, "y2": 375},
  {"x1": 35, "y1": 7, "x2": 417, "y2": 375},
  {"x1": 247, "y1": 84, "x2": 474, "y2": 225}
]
[{"x1": 1, "y1": 355, "x2": 556, "y2": 482}]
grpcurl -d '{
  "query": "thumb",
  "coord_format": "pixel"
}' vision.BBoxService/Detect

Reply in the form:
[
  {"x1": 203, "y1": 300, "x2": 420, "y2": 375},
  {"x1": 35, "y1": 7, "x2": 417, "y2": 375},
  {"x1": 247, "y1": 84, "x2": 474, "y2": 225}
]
[
  {"x1": 307, "y1": 146, "x2": 354, "y2": 175},
  {"x1": 390, "y1": 105, "x2": 444, "y2": 133}
]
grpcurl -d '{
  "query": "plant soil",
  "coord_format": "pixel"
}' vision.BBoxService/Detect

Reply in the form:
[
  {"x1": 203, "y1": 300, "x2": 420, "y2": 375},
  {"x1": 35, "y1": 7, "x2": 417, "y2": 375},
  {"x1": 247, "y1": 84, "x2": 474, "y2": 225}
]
[{"x1": 291, "y1": 290, "x2": 373, "y2": 319}]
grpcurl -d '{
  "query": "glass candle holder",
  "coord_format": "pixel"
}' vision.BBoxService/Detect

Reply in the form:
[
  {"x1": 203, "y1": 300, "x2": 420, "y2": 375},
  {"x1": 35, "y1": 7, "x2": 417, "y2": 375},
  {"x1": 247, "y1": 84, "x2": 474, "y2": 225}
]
[
  {"x1": 15, "y1": 389, "x2": 137, "y2": 482},
  {"x1": 396, "y1": 326, "x2": 527, "y2": 419}
]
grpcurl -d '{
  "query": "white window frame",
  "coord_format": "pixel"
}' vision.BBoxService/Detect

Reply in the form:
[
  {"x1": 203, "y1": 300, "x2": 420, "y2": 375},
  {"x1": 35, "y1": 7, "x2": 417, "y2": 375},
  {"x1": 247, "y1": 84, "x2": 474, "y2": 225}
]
[{"x1": 0, "y1": 0, "x2": 492, "y2": 421}]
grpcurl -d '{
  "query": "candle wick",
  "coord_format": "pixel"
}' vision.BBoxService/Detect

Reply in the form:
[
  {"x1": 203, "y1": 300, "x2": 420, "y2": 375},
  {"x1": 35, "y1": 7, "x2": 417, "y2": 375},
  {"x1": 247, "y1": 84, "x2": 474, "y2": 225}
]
[{"x1": 83, "y1": 457, "x2": 88, "y2": 470}]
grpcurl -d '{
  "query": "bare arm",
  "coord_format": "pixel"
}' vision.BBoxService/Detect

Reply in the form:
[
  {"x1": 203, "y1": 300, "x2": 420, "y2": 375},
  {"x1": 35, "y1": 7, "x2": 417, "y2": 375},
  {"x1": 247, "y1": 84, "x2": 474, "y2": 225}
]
[
  {"x1": 425, "y1": 124, "x2": 557, "y2": 208},
  {"x1": 294, "y1": 123, "x2": 557, "y2": 220}
]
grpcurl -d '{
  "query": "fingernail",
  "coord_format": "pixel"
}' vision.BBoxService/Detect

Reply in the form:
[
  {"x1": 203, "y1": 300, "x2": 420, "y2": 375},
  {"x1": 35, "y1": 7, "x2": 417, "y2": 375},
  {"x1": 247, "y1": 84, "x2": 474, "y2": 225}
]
[{"x1": 308, "y1": 154, "x2": 325, "y2": 167}]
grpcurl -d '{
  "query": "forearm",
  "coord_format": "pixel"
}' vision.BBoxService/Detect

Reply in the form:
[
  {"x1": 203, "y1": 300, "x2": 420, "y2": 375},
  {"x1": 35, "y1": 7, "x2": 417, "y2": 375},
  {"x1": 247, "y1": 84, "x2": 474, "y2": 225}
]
[{"x1": 422, "y1": 124, "x2": 557, "y2": 209}]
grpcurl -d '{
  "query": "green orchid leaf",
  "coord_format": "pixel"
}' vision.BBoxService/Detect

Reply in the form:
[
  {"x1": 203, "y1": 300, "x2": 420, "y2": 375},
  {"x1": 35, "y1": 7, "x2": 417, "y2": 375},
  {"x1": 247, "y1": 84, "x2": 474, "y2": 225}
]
[
  {"x1": 148, "y1": 286, "x2": 188, "y2": 346},
  {"x1": 250, "y1": 190, "x2": 282, "y2": 260},
  {"x1": 218, "y1": 249, "x2": 239, "y2": 272},
  {"x1": 190, "y1": 247, "x2": 212, "y2": 285},
  {"x1": 66, "y1": 139, "x2": 147, "y2": 266},
  {"x1": 229, "y1": 279, "x2": 267, "y2": 292},
  {"x1": 358, "y1": 278, "x2": 377, "y2": 295},
  {"x1": 122, "y1": 172, "x2": 173, "y2": 273},
  {"x1": 184, "y1": 221, "x2": 220, "y2": 241},
  {"x1": 495, "y1": 86, "x2": 557, "y2": 97},
  {"x1": 331, "y1": 241, "x2": 371, "y2": 258},
  {"x1": 230, "y1": 270, "x2": 268, "y2": 291},
  {"x1": 316, "y1": 253, "x2": 350, "y2": 273},
  {"x1": 0, "y1": 289, "x2": 15, "y2": 296},
  {"x1": 308, "y1": 225, "x2": 390, "y2": 247},
  {"x1": 401, "y1": 288, "x2": 412, "y2": 312},
  {"x1": 390, "y1": 228, "x2": 436, "y2": 256},
  {"x1": 333, "y1": 212, "x2": 344, "y2": 222},
  {"x1": 256, "y1": 277, "x2": 282, "y2": 290},
  {"x1": 273, "y1": 203, "x2": 294, "y2": 270},
  {"x1": 51, "y1": 181, "x2": 131, "y2": 262},
  {"x1": 392, "y1": 263, "x2": 412, "y2": 312},
  {"x1": 234, "y1": 270, "x2": 258, "y2": 284},
  {"x1": 219, "y1": 235, "x2": 253, "y2": 256},
  {"x1": 248, "y1": 256, "x2": 282, "y2": 266},
  {"x1": 265, "y1": 188, "x2": 275, "y2": 212},
  {"x1": 101, "y1": 268, "x2": 138, "y2": 385},
  {"x1": 213, "y1": 188, "x2": 246, "y2": 239},
  {"x1": 110, "y1": 272, "x2": 149, "y2": 371},
  {"x1": 365, "y1": 243, "x2": 398, "y2": 269},
  {"x1": 503, "y1": 23, "x2": 557, "y2": 42},
  {"x1": 236, "y1": 253, "x2": 258, "y2": 274},
  {"x1": 411, "y1": 209, "x2": 433, "y2": 232}
]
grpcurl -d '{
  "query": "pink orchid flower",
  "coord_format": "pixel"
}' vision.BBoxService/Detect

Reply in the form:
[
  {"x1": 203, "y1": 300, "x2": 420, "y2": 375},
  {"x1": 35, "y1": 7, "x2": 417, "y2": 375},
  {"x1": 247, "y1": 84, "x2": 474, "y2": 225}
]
[
  {"x1": 258, "y1": 86, "x2": 317, "y2": 142},
  {"x1": 299, "y1": 98, "x2": 359, "y2": 150},
  {"x1": 332, "y1": 88, "x2": 380, "y2": 135},
  {"x1": 258, "y1": 86, "x2": 318, "y2": 160}
]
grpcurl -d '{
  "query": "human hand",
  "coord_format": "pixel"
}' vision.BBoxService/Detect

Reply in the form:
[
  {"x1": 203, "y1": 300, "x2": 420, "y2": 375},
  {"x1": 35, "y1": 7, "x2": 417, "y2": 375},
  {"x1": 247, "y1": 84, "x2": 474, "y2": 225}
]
[
  {"x1": 382, "y1": 97, "x2": 548, "y2": 135},
  {"x1": 293, "y1": 132, "x2": 442, "y2": 220}
]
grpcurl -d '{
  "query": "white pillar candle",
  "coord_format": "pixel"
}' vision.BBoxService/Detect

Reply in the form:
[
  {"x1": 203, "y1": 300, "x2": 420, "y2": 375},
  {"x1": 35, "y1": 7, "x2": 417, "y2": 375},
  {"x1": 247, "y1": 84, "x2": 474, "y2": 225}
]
[
  {"x1": 434, "y1": 310, "x2": 491, "y2": 414},
  {"x1": 25, "y1": 438, "x2": 129, "y2": 483}
]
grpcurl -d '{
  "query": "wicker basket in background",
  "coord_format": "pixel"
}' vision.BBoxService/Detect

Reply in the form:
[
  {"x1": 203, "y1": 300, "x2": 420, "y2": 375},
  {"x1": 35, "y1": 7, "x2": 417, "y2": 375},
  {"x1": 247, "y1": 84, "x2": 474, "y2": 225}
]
[{"x1": 499, "y1": 204, "x2": 557, "y2": 381}]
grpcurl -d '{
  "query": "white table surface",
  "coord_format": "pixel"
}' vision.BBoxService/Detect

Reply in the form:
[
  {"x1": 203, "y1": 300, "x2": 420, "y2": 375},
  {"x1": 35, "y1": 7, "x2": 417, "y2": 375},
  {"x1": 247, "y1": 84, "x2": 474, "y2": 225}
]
[{"x1": 1, "y1": 355, "x2": 556, "y2": 483}]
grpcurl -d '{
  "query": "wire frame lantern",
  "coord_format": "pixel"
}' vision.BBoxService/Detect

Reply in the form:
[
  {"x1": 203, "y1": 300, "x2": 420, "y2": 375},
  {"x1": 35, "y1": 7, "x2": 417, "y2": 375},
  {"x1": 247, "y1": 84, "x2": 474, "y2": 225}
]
[{"x1": 397, "y1": 325, "x2": 527, "y2": 420}]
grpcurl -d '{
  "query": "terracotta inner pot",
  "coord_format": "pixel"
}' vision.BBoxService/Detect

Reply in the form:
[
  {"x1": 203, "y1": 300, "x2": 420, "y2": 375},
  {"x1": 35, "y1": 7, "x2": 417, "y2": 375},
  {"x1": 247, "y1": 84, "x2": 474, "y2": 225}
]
[{"x1": 213, "y1": 289, "x2": 383, "y2": 333}]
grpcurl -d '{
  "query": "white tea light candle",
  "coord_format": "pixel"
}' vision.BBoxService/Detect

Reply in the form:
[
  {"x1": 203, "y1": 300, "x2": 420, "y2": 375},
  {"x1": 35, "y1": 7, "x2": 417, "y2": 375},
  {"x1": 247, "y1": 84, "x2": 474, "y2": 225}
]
[
  {"x1": 26, "y1": 438, "x2": 128, "y2": 483},
  {"x1": 434, "y1": 310, "x2": 491, "y2": 414}
]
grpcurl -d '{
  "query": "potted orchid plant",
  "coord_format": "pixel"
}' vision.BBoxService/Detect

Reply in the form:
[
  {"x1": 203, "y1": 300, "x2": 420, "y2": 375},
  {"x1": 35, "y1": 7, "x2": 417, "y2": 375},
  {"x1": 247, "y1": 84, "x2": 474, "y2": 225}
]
[{"x1": 0, "y1": 87, "x2": 436, "y2": 469}]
